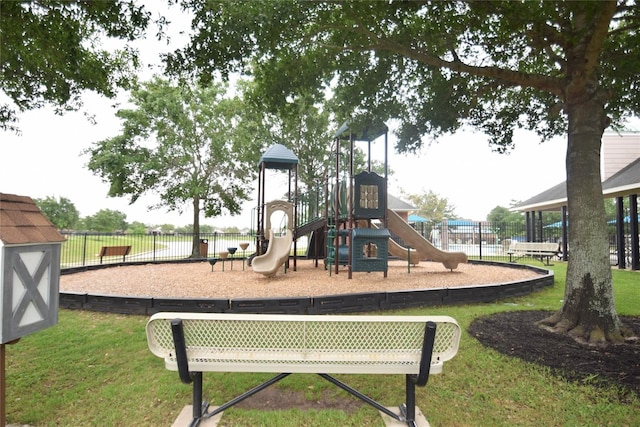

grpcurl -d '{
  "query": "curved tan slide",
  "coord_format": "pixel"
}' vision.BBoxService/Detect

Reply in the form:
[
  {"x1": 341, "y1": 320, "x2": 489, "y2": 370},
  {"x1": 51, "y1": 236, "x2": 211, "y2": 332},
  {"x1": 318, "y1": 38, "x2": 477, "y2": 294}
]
[
  {"x1": 386, "y1": 209, "x2": 468, "y2": 270},
  {"x1": 252, "y1": 229, "x2": 293, "y2": 277}
]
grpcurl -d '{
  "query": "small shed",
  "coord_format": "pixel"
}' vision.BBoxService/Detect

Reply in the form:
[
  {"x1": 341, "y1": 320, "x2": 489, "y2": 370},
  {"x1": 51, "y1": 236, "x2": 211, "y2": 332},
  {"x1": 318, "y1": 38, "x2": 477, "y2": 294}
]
[{"x1": 0, "y1": 193, "x2": 65, "y2": 344}]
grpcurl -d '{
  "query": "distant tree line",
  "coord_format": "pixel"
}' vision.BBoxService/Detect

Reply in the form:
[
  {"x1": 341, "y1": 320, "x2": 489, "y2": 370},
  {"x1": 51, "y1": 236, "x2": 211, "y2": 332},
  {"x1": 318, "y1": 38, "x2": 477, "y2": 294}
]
[{"x1": 34, "y1": 195, "x2": 245, "y2": 234}]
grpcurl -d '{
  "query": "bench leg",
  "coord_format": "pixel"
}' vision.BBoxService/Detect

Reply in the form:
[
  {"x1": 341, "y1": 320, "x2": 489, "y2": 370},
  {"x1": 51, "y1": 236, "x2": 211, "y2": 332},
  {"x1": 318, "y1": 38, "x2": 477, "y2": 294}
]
[
  {"x1": 536, "y1": 255, "x2": 553, "y2": 266},
  {"x1": 403, "y1": 374, "x2": 417, "y2": 424},
  {"x1": 318, "y1": 373, "x2": 409, "y2": 424},
  {"x1": 191, "y1": 372, "x2": 209, "y2": 425}
]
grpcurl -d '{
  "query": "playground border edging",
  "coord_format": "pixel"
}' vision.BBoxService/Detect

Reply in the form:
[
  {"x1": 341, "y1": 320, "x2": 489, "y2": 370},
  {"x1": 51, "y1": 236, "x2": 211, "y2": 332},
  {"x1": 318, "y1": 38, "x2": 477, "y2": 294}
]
[{"x1": 59, "y1": 259, "x2": 554, "y2": 315}]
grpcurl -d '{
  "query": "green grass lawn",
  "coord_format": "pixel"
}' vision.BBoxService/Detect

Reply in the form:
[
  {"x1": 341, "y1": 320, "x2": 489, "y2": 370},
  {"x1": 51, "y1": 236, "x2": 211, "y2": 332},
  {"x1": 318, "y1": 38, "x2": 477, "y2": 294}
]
[{"x1": 4, "y1": 262, "x2": 639, "y2": 426}]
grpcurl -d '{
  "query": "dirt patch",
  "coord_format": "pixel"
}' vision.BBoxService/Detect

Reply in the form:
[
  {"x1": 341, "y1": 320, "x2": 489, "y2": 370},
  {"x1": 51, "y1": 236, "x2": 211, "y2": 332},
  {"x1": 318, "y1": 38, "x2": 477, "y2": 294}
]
[
  {"x1": 469, "y1": 310, "x2": 640, "y2": 397},
  {"x1": 233, "y1": 387, "x2": 363, "y2": 412}
]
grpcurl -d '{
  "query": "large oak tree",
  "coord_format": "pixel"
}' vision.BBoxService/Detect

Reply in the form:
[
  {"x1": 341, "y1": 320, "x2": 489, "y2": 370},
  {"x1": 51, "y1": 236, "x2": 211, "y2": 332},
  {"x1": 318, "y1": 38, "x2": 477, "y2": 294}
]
[
  {"x1": 0, "y1": 0, "x2": 154, "y2": 132},
  {"x1": 86, "y1": 78, "x2": 263, "y2": 257},
  {"x1": 168, "y1": 1, "x2": 639, "y2": 343}
]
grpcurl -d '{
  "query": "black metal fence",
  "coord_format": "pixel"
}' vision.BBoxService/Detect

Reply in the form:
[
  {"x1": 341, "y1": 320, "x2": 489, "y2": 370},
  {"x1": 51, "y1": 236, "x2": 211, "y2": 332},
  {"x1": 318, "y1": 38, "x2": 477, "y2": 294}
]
[
  {"x1": 60, "y1": 231, "x2": 257, "y2": 268},
  {"x1": 60, "y1": 221, "x2": 628, "y2": 269}
]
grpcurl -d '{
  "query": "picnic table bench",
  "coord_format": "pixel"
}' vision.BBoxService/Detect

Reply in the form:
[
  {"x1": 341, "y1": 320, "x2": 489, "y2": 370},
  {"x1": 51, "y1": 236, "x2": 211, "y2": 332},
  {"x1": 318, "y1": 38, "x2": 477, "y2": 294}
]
[
  {"x1": 98, "y1": 245, "x2": 131, "y2": 263},
  {"x1": 146, "y1": 312, "x2": 461, "y2": 427},
  {"x1": 507, "y1": 241, "x2": 559, "y2": 265}
]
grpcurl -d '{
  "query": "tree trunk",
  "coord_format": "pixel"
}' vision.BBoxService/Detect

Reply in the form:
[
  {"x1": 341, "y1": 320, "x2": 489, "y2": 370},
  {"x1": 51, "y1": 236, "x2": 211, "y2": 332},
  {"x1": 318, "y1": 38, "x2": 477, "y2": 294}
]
[
  {"x1": 540, "y1": 93, "x2": 629, "y2": 344},
  {"x1": 191, "y1": 196, "x2": 202, "y2": 258}
]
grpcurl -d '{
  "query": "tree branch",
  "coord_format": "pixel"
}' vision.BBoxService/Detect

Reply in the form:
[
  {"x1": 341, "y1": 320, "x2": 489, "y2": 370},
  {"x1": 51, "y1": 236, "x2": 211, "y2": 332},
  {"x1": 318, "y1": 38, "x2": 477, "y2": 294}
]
[
  {"x1": 582, "y1": 1, "x2": 618, "y2": 76},
  {"x1": 360, "y1": 30, "x2": 565, "y2": 97}
]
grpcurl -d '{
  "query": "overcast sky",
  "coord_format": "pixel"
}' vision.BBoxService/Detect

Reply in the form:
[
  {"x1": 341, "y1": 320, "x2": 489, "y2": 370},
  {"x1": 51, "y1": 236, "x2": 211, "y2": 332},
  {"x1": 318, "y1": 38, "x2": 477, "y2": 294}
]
[
  {"x1": 0, "y1": 93, "x2": 571, "y2": 228},
  {"x1": 2, "y1": 3, "x2": 632, "y2": 229}
]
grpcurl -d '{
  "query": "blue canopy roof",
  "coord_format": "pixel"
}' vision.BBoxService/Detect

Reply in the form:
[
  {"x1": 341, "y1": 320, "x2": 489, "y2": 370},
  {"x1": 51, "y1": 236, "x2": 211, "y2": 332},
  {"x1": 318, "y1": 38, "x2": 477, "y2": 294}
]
[
  {"x1": 608, "y1": 215, "x2": 640, "y2": 224},
  {"x1": 259, "y1": 144, "x2": 299, "y2": 170},
  {"x1": 408, "y1": 214, "x2": 429, "y2": 223},
  {"x1": 544, "y1": 221, "x2": 564, "y2": 229},
  {"x1": 443, "y1": 219, "x2": 476, "y2": 226}
]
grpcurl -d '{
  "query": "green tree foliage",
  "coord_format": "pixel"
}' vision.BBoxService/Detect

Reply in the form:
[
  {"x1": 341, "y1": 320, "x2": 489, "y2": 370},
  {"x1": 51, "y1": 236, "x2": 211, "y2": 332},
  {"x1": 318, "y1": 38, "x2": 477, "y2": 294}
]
[
  {"x1": 604, "y1": 199, "x2": 618, "y2": 221},
  {"x1": 402, "y1": 189, "x2": 456, "y2": 222},
  {"x1": 159, "y1": 224, "x2": 176, "y2": 234},
  {"x1": 126, "y1": 221, "x2": 147, "y2": 234},
  {"x1": 487, "y1": 205, "x2": 525, "y2": 238},
  {"x1": 34, "y1": 195, "x2": 80, "y2": 230},
  {"x1": 174, "y1": 224, "x2": 194, "y2": 234},
  {"x1": 85, "y1": 78, "x2": 263, "y2": 257},
  {"x1": 82, "y1": 209, "x2": 127, "y2": 233},
  {"x1": 487, "y1": 205, "x2": 525, "y2": 226},
  {"x1": 0, "y1": 0, "x2": 154, "y2": 132},
  {"x1": 242, "y1": 80, "x2": 332, "y2": 188},
  {"x1": 168, "y1": 1, "x2": 639, "y2": 343},
  {"x1": 199, "y1": 224, "x2": 215, "y2": 233}
]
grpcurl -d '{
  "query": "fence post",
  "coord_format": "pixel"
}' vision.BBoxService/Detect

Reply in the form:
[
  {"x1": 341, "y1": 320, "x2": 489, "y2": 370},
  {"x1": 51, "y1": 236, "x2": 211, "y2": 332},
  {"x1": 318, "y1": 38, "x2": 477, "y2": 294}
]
[
  {"x1": 153, "y1": 232, "x2": 157, "y2": 262},
  {"x1": 82, "y1": 233, "x2": 87, "y2": 266},
  {"x1": 478, "y1": 221, "x2": 483, "y2": 260}
]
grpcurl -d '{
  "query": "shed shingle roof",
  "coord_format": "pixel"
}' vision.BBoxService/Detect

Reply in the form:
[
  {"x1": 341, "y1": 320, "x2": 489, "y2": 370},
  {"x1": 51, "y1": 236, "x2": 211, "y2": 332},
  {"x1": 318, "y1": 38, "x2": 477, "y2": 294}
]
[{"x1": 0, "y1": 193, "x2": 65, "y2": 245}]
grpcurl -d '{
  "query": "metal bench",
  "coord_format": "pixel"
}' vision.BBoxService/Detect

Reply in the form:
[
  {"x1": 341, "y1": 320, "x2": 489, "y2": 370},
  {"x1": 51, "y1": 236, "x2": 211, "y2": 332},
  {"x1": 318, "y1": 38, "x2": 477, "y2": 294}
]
[
  {"x1": 507, "y1": 241, "x2": 559, "y2": 265},
  {"x1": 146, "y1": 312, "x2": 461, "y2": 427},
  {"x1": 98, "y1": 245, "x2": 131, "y2": 263}
]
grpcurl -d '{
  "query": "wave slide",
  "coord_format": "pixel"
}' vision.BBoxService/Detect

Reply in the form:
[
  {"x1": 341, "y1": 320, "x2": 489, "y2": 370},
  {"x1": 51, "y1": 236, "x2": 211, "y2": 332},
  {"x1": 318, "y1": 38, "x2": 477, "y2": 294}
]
[
  {"x1": 386, "y1": 209, "x2": 468, "y2": 270},
  {"x1": 252, "y1": 229, "x2": 293, "y2": 277}
]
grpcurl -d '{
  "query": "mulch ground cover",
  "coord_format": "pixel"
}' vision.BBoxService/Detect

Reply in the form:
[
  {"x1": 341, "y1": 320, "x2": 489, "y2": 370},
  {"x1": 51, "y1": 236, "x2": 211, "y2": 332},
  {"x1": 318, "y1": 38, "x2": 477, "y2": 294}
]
[{"x1": 468, "y1": 310, "x2": 640, "y2": 398}]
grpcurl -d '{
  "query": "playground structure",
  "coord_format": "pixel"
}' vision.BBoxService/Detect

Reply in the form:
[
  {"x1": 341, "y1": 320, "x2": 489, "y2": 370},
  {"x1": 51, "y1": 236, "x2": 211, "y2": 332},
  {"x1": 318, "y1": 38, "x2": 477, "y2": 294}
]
[{"x1": 252, "y1": 121, "x2": 468, "y2": 278}]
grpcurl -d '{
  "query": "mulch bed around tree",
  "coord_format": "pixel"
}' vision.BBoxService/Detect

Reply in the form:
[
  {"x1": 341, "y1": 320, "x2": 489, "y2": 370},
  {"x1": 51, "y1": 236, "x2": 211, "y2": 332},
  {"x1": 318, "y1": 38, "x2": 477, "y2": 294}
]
[{"x1": 468, "y1": 310, "x2": 640, "y2": 398}]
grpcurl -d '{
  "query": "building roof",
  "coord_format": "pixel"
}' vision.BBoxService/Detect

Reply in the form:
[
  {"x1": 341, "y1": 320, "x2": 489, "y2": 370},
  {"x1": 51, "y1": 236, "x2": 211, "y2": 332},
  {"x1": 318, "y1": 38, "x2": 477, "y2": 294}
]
[
  {"x1": 0, "y1": 193, "x2": 65, "y2": 245},
  {"x1": 388, "y1": 194, "x2": 416, "y2": 211},
  {"x1": 602, "y1": 157, "x2": 640, "y2": 198},
  {"x1": 513, "y1": 133, "x2": 639, "y2": 212},
  {"x1": 514, "y1": 158, "x2": 640, "y2": 212},
  {"x1": 512, "y1": 181, "x2": 568, "y2": 212}
]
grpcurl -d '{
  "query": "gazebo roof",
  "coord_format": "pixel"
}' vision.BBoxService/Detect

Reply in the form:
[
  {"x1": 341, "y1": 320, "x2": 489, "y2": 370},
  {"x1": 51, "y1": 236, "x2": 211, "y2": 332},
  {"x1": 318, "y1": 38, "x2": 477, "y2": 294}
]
[
  {"x1": 513, "y1": 142, "x2": 640, "y2": 212},
  {"x1": 602, "y1": 157, "x2": 640, "y2": 198},
  {"x1": 259, "y1": 144, "x2": 299, "y2": 170},
  {"x1": 512, "y1": 181, "x2": 568, "y2": 212},
  {"x1": 0, "y1": 193, "x2": 65, "y2": 245}
]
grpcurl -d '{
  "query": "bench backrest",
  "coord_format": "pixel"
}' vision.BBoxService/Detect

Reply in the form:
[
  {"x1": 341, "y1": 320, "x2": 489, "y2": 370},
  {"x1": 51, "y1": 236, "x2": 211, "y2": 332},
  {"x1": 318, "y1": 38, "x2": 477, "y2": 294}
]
[
  {"x1": 98, "y1": 245, "x2": 131, "y2": 257},
  {"x1": 146, "y1": 313, "x2": 461, "y2": 375},
  {"x1": 509, "y1": 242, "x2": 558, "y2": 253}
]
